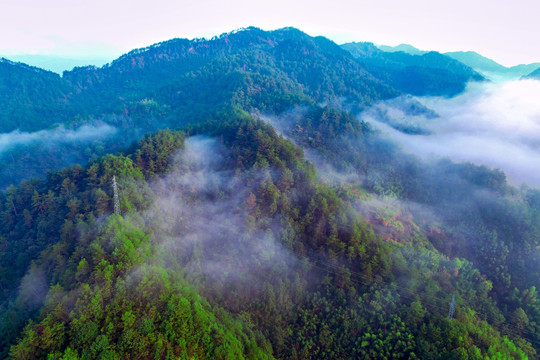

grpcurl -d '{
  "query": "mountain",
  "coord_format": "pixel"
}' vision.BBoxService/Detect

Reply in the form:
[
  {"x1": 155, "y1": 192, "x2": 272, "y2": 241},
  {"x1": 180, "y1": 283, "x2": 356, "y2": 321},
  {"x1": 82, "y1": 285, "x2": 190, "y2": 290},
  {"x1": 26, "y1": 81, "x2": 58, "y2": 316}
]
[
  {"x1": 341, "y1": 42, "x2": 484, "y2": 96},
  {"x1": 62, "y1": 27, "x2": 399, "y2": 117},
  {"x1": 445, "y1": 51, "x2": 540, "y2": 77},
  {"x1": 377, "y1": 43, "x2": 427, "y2": 55},
  {"x1": 0, "y1": 27, "x2": 538, "y2": 359},
  {"x1": 2, "y1": 27, "x2": 484, "y2": 136},
  {"x1": 0, "y1": 27, "x2": 398, "y2": 135},
  {"x1": 0, "y1": 27, "x2": 401, "y2": 188}
]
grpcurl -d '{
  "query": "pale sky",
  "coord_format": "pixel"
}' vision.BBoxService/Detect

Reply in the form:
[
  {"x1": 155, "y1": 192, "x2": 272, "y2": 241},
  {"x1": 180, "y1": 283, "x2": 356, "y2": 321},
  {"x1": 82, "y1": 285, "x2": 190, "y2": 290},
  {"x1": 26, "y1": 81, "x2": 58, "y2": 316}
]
[{"x1": 1, "y1": 0, "x2": 539, "y2": 67}]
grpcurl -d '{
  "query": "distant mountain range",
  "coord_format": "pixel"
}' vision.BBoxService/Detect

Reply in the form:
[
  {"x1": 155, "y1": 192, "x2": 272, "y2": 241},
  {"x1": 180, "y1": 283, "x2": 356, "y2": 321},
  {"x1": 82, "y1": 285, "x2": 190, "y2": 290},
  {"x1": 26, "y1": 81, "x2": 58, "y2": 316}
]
[
  {"x1": 5, "y1": 40, "x2": 539, "y2": 82},
  {"x1": 0, "y1": 27, "x2": 534, "y2": 189},
  {"x1": 377, "y1": 43, "x2": 427, "y2": 56},
  {"x1": 341, "y1": 42, "x2": 483, "y2": 96},
  {"x1": 444, "y1": 51, "x2": 540, "y2": 77},
  {"x1": 527, "y1": 67, "x2": 540, "y2": 79},
  {"x1": 1, "y1": 27, "x2": 485, "y2": 135},
  {"x1": 375, "y1": 44, "x2": 540, "y2": 78}
]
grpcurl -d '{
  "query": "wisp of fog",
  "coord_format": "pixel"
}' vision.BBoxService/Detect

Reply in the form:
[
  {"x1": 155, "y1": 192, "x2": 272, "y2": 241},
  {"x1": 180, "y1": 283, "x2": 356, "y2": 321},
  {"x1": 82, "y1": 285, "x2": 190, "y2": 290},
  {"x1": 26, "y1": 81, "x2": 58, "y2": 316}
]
[
  {"x1": 363, "y1": 79, "x2": 540, "y2": 186},
  {"x1": 142, "y1": 136, "x2": 303, "y2": 297},
  {"x1": 0, "y1": 124, "x2": 117, "y2": 155}
]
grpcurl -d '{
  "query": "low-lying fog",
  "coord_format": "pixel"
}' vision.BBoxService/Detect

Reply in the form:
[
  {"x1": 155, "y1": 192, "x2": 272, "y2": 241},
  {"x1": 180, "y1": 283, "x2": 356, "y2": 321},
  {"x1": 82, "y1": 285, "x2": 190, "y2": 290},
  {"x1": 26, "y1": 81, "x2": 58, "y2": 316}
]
[
  {"x1": 0, "y1": 124, "x2": 116, "y2": 155},
  {"x1": 363, "y1": 79, "x2": 540, "y2": 186}
]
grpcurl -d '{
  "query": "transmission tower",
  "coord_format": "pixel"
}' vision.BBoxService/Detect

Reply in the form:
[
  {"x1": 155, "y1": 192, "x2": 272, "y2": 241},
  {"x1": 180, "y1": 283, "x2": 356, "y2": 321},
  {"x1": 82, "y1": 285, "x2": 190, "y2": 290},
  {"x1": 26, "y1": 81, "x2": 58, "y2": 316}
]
[
  {"x1": 448, "y1": 294, "x2": 456, "y2": 320},
  {"x1": 112, "y1": 175, "x2": 120, "y2": 216}
]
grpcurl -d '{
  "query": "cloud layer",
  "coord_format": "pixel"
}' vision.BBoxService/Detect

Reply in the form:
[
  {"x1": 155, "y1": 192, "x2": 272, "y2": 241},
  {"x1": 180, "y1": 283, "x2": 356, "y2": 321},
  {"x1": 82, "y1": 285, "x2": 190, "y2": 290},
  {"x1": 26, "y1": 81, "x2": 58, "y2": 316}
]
[
  {"x1": 363, "y1": 79, "x2": 540, "y2": 186},
  {"x1": 0, "y1": 124, "x2": 117, "y2": 154}
]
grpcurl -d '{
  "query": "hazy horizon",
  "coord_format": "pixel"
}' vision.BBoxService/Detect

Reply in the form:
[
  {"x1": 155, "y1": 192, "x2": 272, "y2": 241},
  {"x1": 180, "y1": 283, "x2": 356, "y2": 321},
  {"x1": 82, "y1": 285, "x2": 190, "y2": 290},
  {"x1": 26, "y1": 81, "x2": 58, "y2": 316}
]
[
  {"x1": 3, "y1": 28, "x2": 539, "y2": 75},
  {"x1": 2, "y1": 0, "x2": 539, "y2": 68}
]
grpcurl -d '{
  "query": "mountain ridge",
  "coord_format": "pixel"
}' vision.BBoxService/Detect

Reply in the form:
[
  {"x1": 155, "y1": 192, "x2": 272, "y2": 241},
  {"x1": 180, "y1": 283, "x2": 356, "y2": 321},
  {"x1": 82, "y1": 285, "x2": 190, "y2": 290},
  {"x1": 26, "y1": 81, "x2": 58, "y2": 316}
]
[
  {"x1": 341, "y1": 41, "x2": 484, "y2": 96},
  {"x1": 373, "y1": 45, "x2": 540, "y2": 78},
  {"x1": 444, "y1": 51, "x2": 540, "y2": 77},
  {"x1": 0, "y1": 27, "x2": 400, "y2": 134}
]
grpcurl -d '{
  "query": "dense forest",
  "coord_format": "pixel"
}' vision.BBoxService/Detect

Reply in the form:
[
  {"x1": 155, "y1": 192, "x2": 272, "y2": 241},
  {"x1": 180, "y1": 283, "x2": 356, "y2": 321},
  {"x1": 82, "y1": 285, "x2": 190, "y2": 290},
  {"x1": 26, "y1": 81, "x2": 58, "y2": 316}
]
[{"x1": 0, "y1": 27, "x2": 538, "y2": 359}]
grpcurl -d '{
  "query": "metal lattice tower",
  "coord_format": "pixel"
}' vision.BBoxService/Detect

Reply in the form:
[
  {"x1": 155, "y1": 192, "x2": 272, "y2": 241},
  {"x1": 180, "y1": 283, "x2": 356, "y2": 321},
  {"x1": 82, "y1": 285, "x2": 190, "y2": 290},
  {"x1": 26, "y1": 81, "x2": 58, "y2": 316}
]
[
  {"x1": 448, "y1": 295, "x2": 456, "y2": 320},
  {"x1": 112, "y1": 175, "x2": 120, "y2": 216}
]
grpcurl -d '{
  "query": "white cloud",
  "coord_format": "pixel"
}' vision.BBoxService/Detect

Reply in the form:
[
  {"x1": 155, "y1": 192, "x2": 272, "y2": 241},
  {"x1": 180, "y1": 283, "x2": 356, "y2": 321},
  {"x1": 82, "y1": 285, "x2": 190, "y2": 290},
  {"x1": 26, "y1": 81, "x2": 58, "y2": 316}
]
[
  {"x1": 0, "y1": 124, "x2": 117, "y2": 154},
  {"x1": 363, "y1": 79, "x2": 540, "y2": 186}
]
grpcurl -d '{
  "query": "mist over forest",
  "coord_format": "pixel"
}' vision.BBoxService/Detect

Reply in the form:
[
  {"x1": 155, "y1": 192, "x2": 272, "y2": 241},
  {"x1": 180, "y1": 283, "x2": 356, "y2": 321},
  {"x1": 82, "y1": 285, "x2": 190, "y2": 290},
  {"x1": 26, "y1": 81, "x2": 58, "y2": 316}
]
[
  {"x1": 365, "y1": 79, "x2": 540, "y2": 186},
  {"x1": 0, "y1": 124, "x2": 117, "y2": 155},
  {"x1": 0, "y1": 27, "x2": 539, "y2": 359}
]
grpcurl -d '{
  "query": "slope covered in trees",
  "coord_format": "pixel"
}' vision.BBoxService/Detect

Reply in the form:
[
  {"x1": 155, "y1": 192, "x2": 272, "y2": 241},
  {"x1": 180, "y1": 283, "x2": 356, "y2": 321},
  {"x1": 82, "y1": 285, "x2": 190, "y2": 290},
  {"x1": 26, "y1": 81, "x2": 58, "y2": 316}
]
[
  {"x1": 1, "y1": 109, "x2": 538, "y2": 359},
  {"x1": 0, "y1": 59, "x2": 74, "y2": 132},
  {"x1": 268, "y1": 104, "x2": 540, "y2": 355}
]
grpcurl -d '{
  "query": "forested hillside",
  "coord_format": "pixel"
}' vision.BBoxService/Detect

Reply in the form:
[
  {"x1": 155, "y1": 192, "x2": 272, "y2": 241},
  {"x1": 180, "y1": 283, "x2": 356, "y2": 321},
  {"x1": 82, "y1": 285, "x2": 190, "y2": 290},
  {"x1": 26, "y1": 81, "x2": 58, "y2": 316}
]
[
  {"x1": 0, "y1": 59, "x2": 74, "y2": 132},
  {"x1": 443, "y1": 51, "x2": 540, "y2": 77},
  {"x1": 0, "y1": 27, "x2": 538, "y2": 359},
  {"x1": 1, "y1": 27, "x2": 397, "y2": 135}
]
